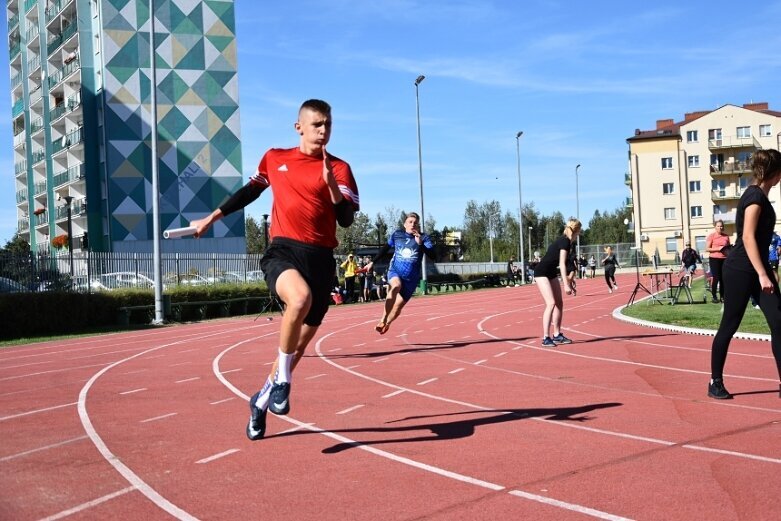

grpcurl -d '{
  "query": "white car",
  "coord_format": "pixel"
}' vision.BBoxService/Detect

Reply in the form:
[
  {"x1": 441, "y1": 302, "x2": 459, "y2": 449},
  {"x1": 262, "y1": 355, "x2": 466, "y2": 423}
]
[{"x1": 97, "y1": 272, "x2": 155, "y2": 290}]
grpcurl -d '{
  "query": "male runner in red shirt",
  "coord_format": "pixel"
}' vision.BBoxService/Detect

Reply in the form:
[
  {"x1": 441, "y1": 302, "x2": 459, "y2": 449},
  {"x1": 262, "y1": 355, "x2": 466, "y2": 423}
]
[{"x1": 191, "y1": 99, "x2": 359, "y2": 440}]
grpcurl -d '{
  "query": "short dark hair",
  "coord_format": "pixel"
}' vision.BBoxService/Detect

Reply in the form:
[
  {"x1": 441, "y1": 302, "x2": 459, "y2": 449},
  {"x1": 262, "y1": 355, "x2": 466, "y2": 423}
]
[{"x1": 300, "y1": 99, "x2": 331, "y2": 115}]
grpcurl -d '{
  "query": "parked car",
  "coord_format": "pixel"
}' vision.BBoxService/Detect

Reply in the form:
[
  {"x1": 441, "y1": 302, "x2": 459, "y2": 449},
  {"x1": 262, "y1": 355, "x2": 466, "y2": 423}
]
[
  {"x1": 246, "y1": 270, "x2": 265, "y2": 282},
  {"x1": 0, "y1": 276, "x2": 27, "y2": 293},
  {"x1": 97, "y1": 272, "x2": 155, "y2": 290}
]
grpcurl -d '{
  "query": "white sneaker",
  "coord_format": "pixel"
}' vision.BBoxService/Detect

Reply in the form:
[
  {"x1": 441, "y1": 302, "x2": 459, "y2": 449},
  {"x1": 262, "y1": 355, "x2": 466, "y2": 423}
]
[
  {"x1": 613, "y1": 284, "x2": 618, "y2": 290},
  {"x1": 608, "y1": 288, "x2": 613, "y2": 294}
]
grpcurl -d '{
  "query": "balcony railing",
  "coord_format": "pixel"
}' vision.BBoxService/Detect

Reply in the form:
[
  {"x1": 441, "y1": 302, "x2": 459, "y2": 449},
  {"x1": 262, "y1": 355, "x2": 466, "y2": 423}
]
[
  {"x1": 16, "y1": 188, "x2": 28, "y2": 203},
  {"x1": 13, "y1": 130, "x2": 25, "y2": 147},
  {"x1": 25, "y1": 23, "x2": 39, "y2": 42},
  {"x1": 55, "y1": 197, "x2": 86, "y2": 220},
  {"x1": 52, "y1": 163, "x2": 85, "y2": 187},
  {"x1": 35, "y1": 210, "x2": 48, "y2": 227},
  {"x1": 18, "y1": 219, "x2": 30, "y2": 232},
  {"x1": 33, "y1": 180, "x2": 47, "y2": 195},
  {"x1": 15, "y1": 160, "x2": 27, "y2": 174},
  {"x1": 708, "y1": 136, "x2": 762, "y2": 150},
  {"x1": 24, "y1": 0, "x2": 36, "y2": 13},
  {"x1": 51, "y1": 126, "x2": 83, "y2": 154},
  {"x1": 26, "y1": 54, "x2": 41, "y2": 73},
  {"x1": 9, "y1": 41, "x2": 21, "y2": 61},
  {"x1": 711, "y1": 188, "x2": 743, "y2": 201},
  {"x1": 8, "y1": 12, "x2": 19, "y2": 31},
  {"x1": 709, "y1": 162, "x2": 752, "y2": 176},
  {"x1": 624, "y1": 173, "x2": 632, "y2": 186},
  {"x1": 47, "y1": 56, "x2": 80, "y2": 89},
  {"x1": 45, "y1": 0, "x2": 68, "y2": 22},
  {"x1": 714, "y1": 211, "x2": 737, "y2": 224},
  {"x1": 47, "y1": 19, "x2": 77, "y2": 54},
  {"x1": 32, "y1": 148, "x2": 46, "y2": 164},
  {"x1": 625, "y1": 197, "x2": 633, "y2": 208},
  {"x1": 10, "y1": 71, "x2": 23, "y2": 88},
  {"x1": 30, "y1": 116, "x2": 44, "y2": 134},
  {"x1": 11, "y1": 98, "x2": 24, "y2": 117}
]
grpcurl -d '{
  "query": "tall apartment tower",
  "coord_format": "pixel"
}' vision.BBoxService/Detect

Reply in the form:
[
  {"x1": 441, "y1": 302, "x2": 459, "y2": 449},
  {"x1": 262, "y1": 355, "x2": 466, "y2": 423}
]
[
  {"x1": 7, "y1": 0, "x2": 245, "y2": 253},
  {"x1": 626, "y1": 102, "x2": 781, "y2": 261}
]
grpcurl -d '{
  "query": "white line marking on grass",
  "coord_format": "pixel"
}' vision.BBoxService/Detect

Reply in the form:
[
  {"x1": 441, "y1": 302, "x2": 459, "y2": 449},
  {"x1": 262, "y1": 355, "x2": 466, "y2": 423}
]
[
  {"x1": 448, "y1": 368, "x2": 465, "y2": 374},
  {"x1": 306, "y1": 373, "x2": 326, "y2": 380},
  {"x1": 38, "y1": 486, "x2": 136, "y2": 521},
  {"x1": 417, "y1": 378, "x2": 438, "y2": 386},
  {"x1": 119, "y1": 388, "x2": 146, "y2": 395},
  {"x1": 336, "y1": 404, "x2": 364, "y2": 415},
  {"x1": 508, "y1": 490, "x2": 633, "y2": 521},
  {"x1": 382, "y1": 390, "x2": 404, "y2": 398},
  {"x1": 196, "y1": 449, "x2": 240, "y2": 464},
  {"x1": 210, "y1": 397, "x2": 235, "y2": 405},
  {"x1": 0, "y1": 401, "x2": 76, "y2": 421},
  {"x1": 0, "y1": 435, "x2": 88, "y2": 462},
  {"x1": 140, "y1": 413, "x2": 177, "y2": 423},
  {"x1": 175, "y1": 376, "x2": 200, "y2": 384}
]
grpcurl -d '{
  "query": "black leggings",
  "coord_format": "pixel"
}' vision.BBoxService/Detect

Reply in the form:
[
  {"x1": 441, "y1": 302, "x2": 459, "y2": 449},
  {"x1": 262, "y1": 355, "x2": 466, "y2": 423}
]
[
  {"x1": 709, "y1": 257, "x2": 725, "y2": 301},
  {"x1": 711, "y1": 264, "x2": 781, "y2": 381},
  {"x1": 604, "y1": 266, "x2": 616, "y2": 288}
]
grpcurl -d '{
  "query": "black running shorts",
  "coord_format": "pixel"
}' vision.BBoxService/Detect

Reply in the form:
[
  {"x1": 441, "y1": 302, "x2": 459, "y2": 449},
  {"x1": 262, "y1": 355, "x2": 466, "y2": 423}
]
[{"x1": 260, "y1": 238, "x2": 336, "y2": 327}]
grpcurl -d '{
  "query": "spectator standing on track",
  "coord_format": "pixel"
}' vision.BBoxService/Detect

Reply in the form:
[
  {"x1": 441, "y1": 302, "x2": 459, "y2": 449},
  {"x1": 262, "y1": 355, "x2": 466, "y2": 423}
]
[
  {"x1": 705, "y1": 219, "x2": 730, "y2": 303},
  {"x1": 588, "y1": 254, "x2": 597, "y2": 278},
  {"x1": 533, "y1": 218, "x2": 581, "y2": 347},
  {"x1": 340, "y1": 253, "x2": 358, "y2": 303},
  {"x1": 709, "y1": 149, "x2": 781, "y2": 400},
  {"x1": 681, "y1": 241, "x2": 702, "y2": 288},
  {"x1": 190, "y1": 99, "x2": 359, "y2": 439},
  {"x1": 365, "y1": 212, "x2": 434, "y2": 335},
  {"x1": 361, "y1": 257, "x2": 375, "y2": 302},
  {"x1": 769, "y1": 231, "x2": 781, "y2": 282},
  {"x1": 578, "y1": 254, "x2": 588, "y2": 279},
  {"x1": 507, "y1": 256, "x2": 517, "y2": 286},
  {"x1": 601, "y1": 246, "x2": 620, "y2": 293}
]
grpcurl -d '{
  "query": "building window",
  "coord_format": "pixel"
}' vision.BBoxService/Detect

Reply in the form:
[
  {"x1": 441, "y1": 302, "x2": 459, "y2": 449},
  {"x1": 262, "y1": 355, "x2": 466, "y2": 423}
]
[
  {"x1": 666, "y1": 237, "x2": 677, "y2": 253},
  {"x1": 664, "y1": 207, "x2": 676, "y2": 220},
  {"x1": 709, "y1": 128, "x2": 722, "y2": 141},
  {"x1": 661, "y1": 157, "x2": 673, "y2": 169},
  {"x1": 695, "y1": 236, "x2": 706, "y2": 251},
  {"x1": 689, "y1": 180, "x2": 701, "y2": 192},
  {"x1": 713, "y1": 204, "x2": 726, "y2": 216},
  {"x1": 686, "y1": 130, "x2": 698, "y2": 142},
  {"x1": 691, "y1": 206, "x2": 702, "y2": 218},
  {"x1": 688, "y1": 155, "x2": 700, "y2": 167},
  {"x1": 736, "y1": 126, "x2": 751, "y2": 138},
  {"x1": 760, "y1": 124, "x2": 772, "y2": 137},
  {"x1": 663, "y1": 182, "x2": 675, "y2": 194}
]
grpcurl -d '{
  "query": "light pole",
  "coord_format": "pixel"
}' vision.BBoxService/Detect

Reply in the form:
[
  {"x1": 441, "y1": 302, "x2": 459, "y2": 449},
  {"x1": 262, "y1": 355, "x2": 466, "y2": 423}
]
[
  {"x1": 528, "y1": 226, "x2": 532, "y2": 263},
  {"x1": 575, "y1": 163, "x2": 581, "y2": 260},
  {"x1": 488, "y1": 212, "x2": 499, "y2": 263},
  {"x1": 515, "y1": 131, "x2": 525, "y2": 284},
  {"x1": 62, "y1": 195, "x2": 74, "y2": 277},
  {"x1": 149, "y1": 0, "x2": 163, "y2": 324},
  {"x1": 414, "y1": 74, "x2": 427, "y2": 293}
]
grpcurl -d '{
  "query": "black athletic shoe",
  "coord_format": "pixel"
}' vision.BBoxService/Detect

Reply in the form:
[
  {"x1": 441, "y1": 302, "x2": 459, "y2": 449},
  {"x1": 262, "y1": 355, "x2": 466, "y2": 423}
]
[
  {"x1": 541, "y1": 336, "x2": 557, "y2": 347},
  {"x1": 246, "y1": 391, "x2": 268, "y2": 441},
  {"x1": 268, "y1": 382, "x2": 291, "y2": 415},
  {"x1": 708, "y1": 378, "x2": 733, "y2": 400},
  {"x1": 552, "y1": 333, "x2": 572, "y2": 344}
]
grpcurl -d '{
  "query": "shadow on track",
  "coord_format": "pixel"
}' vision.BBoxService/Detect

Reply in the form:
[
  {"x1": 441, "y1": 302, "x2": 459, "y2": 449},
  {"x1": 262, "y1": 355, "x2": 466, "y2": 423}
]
[{"x1": 272, "y1": 402, "x2": 622, "y2": 453}]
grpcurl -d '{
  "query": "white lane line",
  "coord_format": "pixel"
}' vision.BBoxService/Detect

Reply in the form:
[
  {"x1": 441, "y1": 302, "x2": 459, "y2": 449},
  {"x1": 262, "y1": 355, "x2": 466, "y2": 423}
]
[
  {"x1": 210, "y1": 397, "x2": 235, "y2": 405},
  {"x1": 306, "y1": 373, "x2": 326, "y2": 380},
  {"x1": 682, "y1": 444, "x2": 781, "y2": 464},
  {"x1": 448, "y1": 368, "x2": 465, "y2": 374},
  {"x1": 512, "y1": 346, "x2": 523, "y2": 350},
  {"x1": 0, "y1": 401, "x2": 77, "y2": 422},
  {"x1": 353, "y1": 343, "x2": 367, "y2": 347},
  {"x1": 0, "y1": 435, "x2": 88, "y2": 462},
  {"x1": 398, "y1": 351, "x2": 411, "y2": 356},
  {"x1": 0, "y1": 362, "x2": 110, "y2": 382},
  {"x1": 397, "y1": 333, "x2": 408, "y2": 337},
  {"x1": 474, "y1": 359, "x2": 487, "y2": 365},
  {"x1": 38, "y1": 486, "x2": 136, "y2": 521},
  {"x1": 336, "y1": 404, "x2": 365, "y2": 415},
  {"x1": 221, "y1": 368, "x2": 242, "y2": 374},
  {"x1": 175, "y1": 377, "x2": 200, "y2": 384},
  {"x1": 417, "y1": 378, "x2": 438, "y2": 386},
  {"x1": 140, "y1": 413, "x2": 177, "y2": 423},
  {"x1": 121, "y1": 369, "x2": 148, "y2": 375},
  {"x1": 413, "y1": 330, "x2": 424, "y2": 333},
  {"x1": 177, "y1": 349, "x2": 199, "y2": 354},
  {"x1": 278, "y1": 423, "x2": 315, "y2": 435},
  {"x1": 382, "y1": 390, "x2": 405, "y2": 398},
  {"x1": 509, "y1": 490, "x2": 633, "y2": 521},
  {"x1": 346, "y1": 365, "x2": 360, "y2": 370},
  {"x1": 146, "y1": 354, "x2": 165, "y2": 359},
  {"x1": 494, "y1": 352, "x2": 507, "y2": 358},
  {"x1": 119, "y1": 388, "x2": 147, "y2": 395},
  {"x1": 373, "y1": 357, "x2": 390, "y2": 363},
  {"x1": 169, "y1": 362, "x2": 191, "y2": 367},
  {"x1": 330, "y1": 347, "x2": 343, "y2": 352},
  {"x1": 195, "y1": 449, "x2": 240, "y2": 464}
]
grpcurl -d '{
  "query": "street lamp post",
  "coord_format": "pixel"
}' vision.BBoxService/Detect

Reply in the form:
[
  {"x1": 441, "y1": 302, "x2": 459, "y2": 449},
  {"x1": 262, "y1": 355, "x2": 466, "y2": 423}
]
[
  {"x1": 575, "y1": 163, "x2": 581, "y2": 260},
  {"x1": 149, "y1": 0, "x2": 163, "y2": 324},
  {"x1": 528, "y1": 225, "x2": 532, "y2": 263},
  {"x1": 62, "y1": 195, "x2": 74, "y2": 277},
  {"x1": 488, "y1": 213, "x2": 497, "y2": 263},
  {"x1": 515, "y1": 131, "x2": 525, "y2": 284},
  {"x1": 414, "y1": 74, "x2": 427, "y2": 293}
]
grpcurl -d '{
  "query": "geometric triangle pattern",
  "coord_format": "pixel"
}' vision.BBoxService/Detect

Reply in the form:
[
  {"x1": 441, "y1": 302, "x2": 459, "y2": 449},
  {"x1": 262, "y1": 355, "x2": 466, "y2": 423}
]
[{"x1": 102, "y1": 0, "x2": 243, "y2": 245}]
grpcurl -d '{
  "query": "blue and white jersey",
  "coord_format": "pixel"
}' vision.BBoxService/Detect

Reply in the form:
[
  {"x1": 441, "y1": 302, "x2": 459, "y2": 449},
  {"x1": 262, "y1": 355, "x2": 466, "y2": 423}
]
[
  {"x1": 770, "y1": 232, "x2": 780, "y2": 262},
  {"x1": 387, "y1": 229, "x2": 434, "y2": 281}
]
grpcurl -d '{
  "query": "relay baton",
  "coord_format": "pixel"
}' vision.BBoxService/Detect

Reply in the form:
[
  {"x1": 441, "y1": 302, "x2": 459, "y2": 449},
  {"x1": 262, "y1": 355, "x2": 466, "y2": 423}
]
[{"x1": 163, "y1": 226, "x2": 197, "y2": 239}]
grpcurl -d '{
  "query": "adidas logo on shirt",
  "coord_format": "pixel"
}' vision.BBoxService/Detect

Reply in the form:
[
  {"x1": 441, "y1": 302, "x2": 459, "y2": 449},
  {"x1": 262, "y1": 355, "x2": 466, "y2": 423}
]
[{"x1": 278, "y1": 164, "x2": 288, "y2": 172}]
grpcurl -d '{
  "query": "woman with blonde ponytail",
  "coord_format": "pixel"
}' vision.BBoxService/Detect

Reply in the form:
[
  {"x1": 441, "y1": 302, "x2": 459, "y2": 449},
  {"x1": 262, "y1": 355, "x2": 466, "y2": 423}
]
[{"x1": 532, "y1": 219, "x2": 582, "y2": 347}]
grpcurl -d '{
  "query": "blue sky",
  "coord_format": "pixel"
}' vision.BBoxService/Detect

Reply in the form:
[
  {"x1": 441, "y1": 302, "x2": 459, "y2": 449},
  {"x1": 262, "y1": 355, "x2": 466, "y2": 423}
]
[{"x1": 3, "y1": 0, "x2": 781, "y2": 244}]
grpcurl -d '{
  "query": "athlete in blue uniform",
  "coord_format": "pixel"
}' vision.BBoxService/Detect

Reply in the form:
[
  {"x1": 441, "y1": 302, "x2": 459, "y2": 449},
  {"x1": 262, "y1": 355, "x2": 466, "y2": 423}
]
[{"x1": 365, "y1": 212, "x2": 434, "y2": 334}]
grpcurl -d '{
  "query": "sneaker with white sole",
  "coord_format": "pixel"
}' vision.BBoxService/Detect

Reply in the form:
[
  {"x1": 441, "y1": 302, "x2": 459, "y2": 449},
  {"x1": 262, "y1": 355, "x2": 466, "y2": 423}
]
[
  {"x1": 268, "y1": 382, "x2": 291, "y2": 415},
  {"x1": 551, "y1": 333, "x2": 572, "y2": 344},
  {"x1": 708, "y1": 378, "x2": 732, "y2": 400},
  {"x1": 541, "y1": 336, "x2": 557, "y2": 347},
  {"x1": 246, "y1": 391, "x2": 268, "y2": 440}
]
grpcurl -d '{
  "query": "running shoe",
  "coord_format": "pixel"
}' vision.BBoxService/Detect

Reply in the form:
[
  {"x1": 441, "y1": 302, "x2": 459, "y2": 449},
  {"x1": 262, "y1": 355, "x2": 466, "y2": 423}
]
[
  {"x1": 246, "y1": 391, "x2": 268, "y2": 441},
  {"x1": 613, "y1": 284, "x2": 619, "y2": 290},
  {"x1": 268, "y1": 382, "x2": 291, "y2": 415},
  {"x1": 551, "y1": 333, "x2": 573, "y2": 344},
  {"x1": 708, "y1": 378, "x2": 732, "y2": 400},
  {"x1": 541, "y1": 336, "x2": 557, "y2": 347}
]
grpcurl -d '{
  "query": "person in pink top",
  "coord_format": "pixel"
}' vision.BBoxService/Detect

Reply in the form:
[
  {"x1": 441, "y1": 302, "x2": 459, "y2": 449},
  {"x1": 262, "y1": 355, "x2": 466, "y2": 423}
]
[{"x1": 705, "y1": 219, "x2": 731, "y2": 303}]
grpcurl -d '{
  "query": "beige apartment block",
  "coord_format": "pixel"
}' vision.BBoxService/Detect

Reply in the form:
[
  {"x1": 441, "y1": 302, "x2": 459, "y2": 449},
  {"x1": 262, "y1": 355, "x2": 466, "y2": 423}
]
[{"x1": 626, "y1": 102, "x2": 781, "y2": 262}]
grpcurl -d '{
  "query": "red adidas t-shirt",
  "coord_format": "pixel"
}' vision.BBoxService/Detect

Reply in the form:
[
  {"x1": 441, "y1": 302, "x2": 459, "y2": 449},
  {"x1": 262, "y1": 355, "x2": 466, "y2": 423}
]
[{"x1": 250, "y1": 147, "x2": 359, "y2": 249}]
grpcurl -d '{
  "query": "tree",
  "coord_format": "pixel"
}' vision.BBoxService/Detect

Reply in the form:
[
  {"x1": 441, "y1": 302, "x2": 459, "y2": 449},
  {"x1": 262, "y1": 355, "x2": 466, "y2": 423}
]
[
  {"x1": 335, "y1": 211, "x2": 373, "y2": 255},
  {"x1": 245, "y1": 216, "x2": 263, "y2": 253},
  {"x1": 1, "y1": 233, "x2": 30, "y2": 254},
  {"x1": 582, "y1": 205, "x2": 633, "y2": 245}
]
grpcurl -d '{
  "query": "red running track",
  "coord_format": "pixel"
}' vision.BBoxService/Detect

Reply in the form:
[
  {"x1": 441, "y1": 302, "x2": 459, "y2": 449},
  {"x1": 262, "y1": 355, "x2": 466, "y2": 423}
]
[{"x1": 1, "y1": 274, "x2": 780, "y2": 520}]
